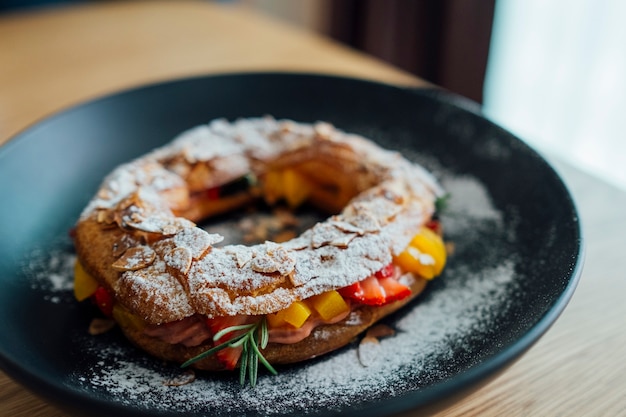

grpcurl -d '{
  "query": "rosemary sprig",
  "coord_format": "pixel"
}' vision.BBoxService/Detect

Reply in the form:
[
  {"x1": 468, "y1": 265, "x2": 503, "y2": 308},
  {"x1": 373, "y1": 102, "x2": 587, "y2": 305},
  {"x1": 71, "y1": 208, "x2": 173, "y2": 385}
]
[
  {"x1": 435, "y1": 193, "x2": 451, "y2": 215},
  {"x1": 181, "y1": 317, "x2": 277, "y2": 387}
]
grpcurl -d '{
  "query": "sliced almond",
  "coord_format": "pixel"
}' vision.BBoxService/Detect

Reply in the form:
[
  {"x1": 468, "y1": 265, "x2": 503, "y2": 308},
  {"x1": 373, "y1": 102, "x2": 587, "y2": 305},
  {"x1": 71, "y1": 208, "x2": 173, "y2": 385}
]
[
  {"x1": 112, "y1": 234, "x2": 138, "y2": 257},
  {"x1": 250, "y1": 253, "x2": 278, "y2": 274},
  {"x1": 347, "y1": 210, "x2": 381, "y2": 233},
  {"x1": 88, "y1": 318, "x2": 116, "y2": 335},
  {"x1": 96, "y1": 209, "x2": 115, "y2": 224},
  {"x1": 225, "y1": 246, "x2": 254, "y2": 269},
  {"x1": 163, "y1": 369, "x2": 196, "y2": 387},
  {"x1": 97, "y1": 188, "x2": 113, "y2": 200},
  {"x1": 112, "y1": 246, "x2": 156, "y2": 271},
  {"x1": 311, "y1": 223, "x2": 342, "y2": 249},
  {"x1": 164, "y1": 247, "x2": 193, "y2": 275},
  {"x1": 357, "y1": 336, "x2": 382, "y2": 367},
  {"x1": 365, "y1": 324, "x2": 396, "y2": 339},
  {"x1": 173, "y1": 228, "x2": 222, "y2": 259},
  {"x1": 235, "y1": 250, "x2": 253, "y2": 269},
  {"x1": 330, "y1": 220, "x2": 365, "y2": 235},
  {"x1": 357, "y1": 325, "x2": 396, "y2": 367},
  {"x1": 265, "y1": 242, "x2": 296, "y2": 276},
  {"x1": 329, "y1": 233, "x2": 357, "y2": 248}
]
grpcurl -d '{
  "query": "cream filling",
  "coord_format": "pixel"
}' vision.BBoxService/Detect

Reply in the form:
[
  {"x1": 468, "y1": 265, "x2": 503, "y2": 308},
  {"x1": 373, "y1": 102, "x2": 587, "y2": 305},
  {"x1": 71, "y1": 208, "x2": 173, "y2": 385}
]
[
  {"x1": 267, "y1": 308, "x2": 351, "y2": 344},
  {"x1": 142, "y1": 306, "x2": 352, "y2": 347}
]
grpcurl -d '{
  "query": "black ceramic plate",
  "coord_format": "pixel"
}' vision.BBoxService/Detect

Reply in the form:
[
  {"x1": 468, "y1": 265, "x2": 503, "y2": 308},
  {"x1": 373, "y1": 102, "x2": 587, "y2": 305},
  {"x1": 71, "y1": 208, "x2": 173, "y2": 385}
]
[{"x1": 0, "y1": 73, "x2": 582, "y2": 417}]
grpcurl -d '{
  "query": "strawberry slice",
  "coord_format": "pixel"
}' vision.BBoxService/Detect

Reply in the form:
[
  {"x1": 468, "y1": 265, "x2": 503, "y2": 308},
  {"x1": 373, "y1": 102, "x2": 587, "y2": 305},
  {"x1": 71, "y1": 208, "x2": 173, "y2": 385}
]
[
  {"x1": 91, "y1": 286, "x2": 113, "y2": 317},
  {"x1": 374, "y1": 263, "x2": 395, "y2": 279},
  {"x1": 378, "y1": 277, "x2": 411, "y2": 303},
  {"x1": 206, "y1": 315, "x2": 248, "y2": 370},
  {"x1": 340, "y1": 275, "x2": 385, "y2": 306},
  {"x1": 425, "y1": 219, "x2": 442, "y2": 235},
  {"x1": 359, "y1": 275, "x2": 386, "y2": 305},
  {"x1": 338, "y1": 281, "x2": 363, "y2": 300},
  {"x1": 339, "y1": 264, "x2": 410, "y2": 306},
  {"x1": 215, "y1": 344, "x2": 243, "y2": 370}
]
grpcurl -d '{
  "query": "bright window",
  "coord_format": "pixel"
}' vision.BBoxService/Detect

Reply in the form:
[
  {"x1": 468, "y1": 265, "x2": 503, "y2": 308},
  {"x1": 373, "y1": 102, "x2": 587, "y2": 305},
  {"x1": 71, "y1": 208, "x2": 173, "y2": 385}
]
[{"x1": 483, "y1": 0, "x2": 626, "y2": 190}]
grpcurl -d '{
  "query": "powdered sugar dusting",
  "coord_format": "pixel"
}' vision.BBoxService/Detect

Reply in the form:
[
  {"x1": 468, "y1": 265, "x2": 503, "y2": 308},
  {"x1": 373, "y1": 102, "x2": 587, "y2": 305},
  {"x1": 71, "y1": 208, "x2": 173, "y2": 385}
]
[
  {"x1": 61, "y1": 172, "x2": 520, "y2": 415},
  {"x1": 76, "y1": 117, "x2": 444, "y2": 320},
  {"x1": 21, "y1": 130, "x2": 520, "y2": 415},
  {"x1": 24, "y1": 238, "x2": 76, "y2": 304}
]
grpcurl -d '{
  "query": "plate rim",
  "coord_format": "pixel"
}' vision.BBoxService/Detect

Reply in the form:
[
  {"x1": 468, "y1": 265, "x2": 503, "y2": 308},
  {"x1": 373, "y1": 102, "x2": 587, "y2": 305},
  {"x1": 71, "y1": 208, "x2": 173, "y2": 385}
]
[{"x1": 0, "y1": 71, "x2": 585, "y2": 417}]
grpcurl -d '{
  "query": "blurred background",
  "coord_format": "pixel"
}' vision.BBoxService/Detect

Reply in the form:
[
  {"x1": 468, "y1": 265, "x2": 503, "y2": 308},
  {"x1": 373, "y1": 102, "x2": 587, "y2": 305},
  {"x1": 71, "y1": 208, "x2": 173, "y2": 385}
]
[{"x1": 2, "y1": 0, "x2": 624, "y2": 191}]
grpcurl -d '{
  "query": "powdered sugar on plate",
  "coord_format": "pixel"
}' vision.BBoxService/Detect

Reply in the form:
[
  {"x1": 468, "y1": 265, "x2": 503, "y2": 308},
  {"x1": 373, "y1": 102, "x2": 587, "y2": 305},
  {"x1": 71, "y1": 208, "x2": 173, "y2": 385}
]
[
  {"x1": 23, "y1": 238, "x2": 76, "y2": 304},
  {"x1": 15, "y1": 168, "x2": 521, "y2": 416}
]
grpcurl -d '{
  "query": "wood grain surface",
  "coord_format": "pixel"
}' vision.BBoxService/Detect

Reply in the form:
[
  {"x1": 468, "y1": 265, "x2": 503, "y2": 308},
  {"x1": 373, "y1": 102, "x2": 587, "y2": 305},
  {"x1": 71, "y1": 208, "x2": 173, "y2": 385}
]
[{"x1": 1, "y1": 2, "x2": 624, "y2": 416}]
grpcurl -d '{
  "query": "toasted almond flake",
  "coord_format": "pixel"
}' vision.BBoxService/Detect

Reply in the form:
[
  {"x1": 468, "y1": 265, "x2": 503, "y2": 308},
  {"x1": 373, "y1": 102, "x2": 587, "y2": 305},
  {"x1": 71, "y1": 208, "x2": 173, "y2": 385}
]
[
  {"x1": 173, "y1": 228, "x2": 221, "y2": 260},
  {"x1": 112, "y1": 246, "x2": 156, "y2": 271},
  {"x1": 96, "y1": 209, "x2": 115, "y2": 224},
  {"x1": 161, "y1": 224, "x2": 181, "y2": 236},
  {"x1": 311, "y1": 223, "x2": 342, "y2": 249},
  {"x1": 225, "y1": 246, "x2": 253, "y2": 268},
  {"x1": 330, "y1": 233, "x2": 357, "y2": 248},
  {"x1": 283, "y1": 236, "x2": 310, "y2": 251},
  {"x1": 112, "y1": 234, "x2": 138, "y2": 258},
  {"x1": 330, "y1": 220, "x2": 365, "y2": 235},
  {"x1": 265, "y1": 242, "x2": 296, "y2": 276},
  {"x1": 347, "y1": 211, "x2": 381, "y2": 233},
  {"x1": 360, "y1": 336, "x2": 380, "y2": 345},
  {"x1": 357, "y1": 336, "x2": 382, "y2": 367},
  {"x1": 313, "y1": 122, "x2": 334, "y2": 140},
  {"x1": 365, "y1": 324, "x2": 396, "y2": 339},
  {"x1": 164, "y1": 247, "x2": 193, "y2": 275},
  {"x1": 163, "y1": 369, "x2": 196, "y2": 387},
  {"x1": 250, "y1": 253, "x2": 278, "y2": 274},
  {"x1": 88, "y1": 318, "x2": 116, "y2": 335},
  {"x1": 97, "y1": 188, "x2": 113, "y2": 200},
  {"x1": 289, "y1": 256, "x2": 318, "y2": 287}
]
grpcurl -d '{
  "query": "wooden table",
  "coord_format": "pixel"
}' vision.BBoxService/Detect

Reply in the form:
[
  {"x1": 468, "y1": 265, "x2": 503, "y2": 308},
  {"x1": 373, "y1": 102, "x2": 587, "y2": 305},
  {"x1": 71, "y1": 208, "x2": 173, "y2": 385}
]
[{"x1": 1, "y1": 2, "x2": 624, "y2": 416}]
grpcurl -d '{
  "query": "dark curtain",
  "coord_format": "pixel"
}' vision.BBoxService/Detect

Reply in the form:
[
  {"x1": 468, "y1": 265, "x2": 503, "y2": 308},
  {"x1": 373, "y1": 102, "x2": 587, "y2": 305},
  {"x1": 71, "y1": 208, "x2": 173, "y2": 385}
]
[{"x1": 328, "y1": 0, "x2": 496, "y2": 104}]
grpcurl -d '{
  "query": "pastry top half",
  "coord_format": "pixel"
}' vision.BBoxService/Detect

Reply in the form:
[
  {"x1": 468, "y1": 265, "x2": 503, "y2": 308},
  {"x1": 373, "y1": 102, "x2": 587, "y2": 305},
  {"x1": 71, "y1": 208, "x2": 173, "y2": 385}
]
[{"x1": 74, "y1": 117, "x2": 444, "y2": 326}]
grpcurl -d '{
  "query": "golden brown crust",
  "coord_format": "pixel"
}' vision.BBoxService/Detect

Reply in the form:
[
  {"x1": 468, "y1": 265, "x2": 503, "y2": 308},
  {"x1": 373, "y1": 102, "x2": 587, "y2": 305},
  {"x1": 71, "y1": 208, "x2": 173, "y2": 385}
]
[
  {"x1": 75, "y1": 118, "x2": 443, "y2": 324},
  {"x1": 74, "y1": 117, "x2": 444, "y2": 368}
]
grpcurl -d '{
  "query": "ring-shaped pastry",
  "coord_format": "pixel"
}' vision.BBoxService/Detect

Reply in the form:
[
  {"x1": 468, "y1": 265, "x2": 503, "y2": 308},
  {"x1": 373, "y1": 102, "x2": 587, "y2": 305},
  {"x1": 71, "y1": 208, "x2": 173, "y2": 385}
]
[{"x1": 73, "y1": 117, "x2": 447, "y2": 374}]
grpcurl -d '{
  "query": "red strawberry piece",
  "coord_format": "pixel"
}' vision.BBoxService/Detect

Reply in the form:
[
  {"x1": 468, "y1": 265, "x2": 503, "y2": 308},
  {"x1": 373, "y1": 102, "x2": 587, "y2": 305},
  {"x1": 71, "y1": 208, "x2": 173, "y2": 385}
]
[
  {"x1": 425, "y1": 219, "x2": 442, "y2": 235},
  {"x1": 339, "y1": 275, "x2": 386, "y2": 305},
  {"x1": 374, "y1": 263, "x2": 395, "y2": 279},
  {"x1": 378, "y1": 277, "x2": 411, "y2": 303},
  {"x1": 206, "y1": 315, "x2": 248, "y2": 337},
  {"x1": 206, "y1": 315, "x2": 249, "y2": 370},
  {"x1": 206, "y1": 186, "x2": 220, "y2": 200},
  {"x1": 216, "y1": 345, "x2": 243, "y2": 370},
  {"x1": 358, "y1": 275, "x2": 386, "y2": 306},
  {"x1": 338, "y1": 281, "x2": 363, "y2": 300},
  {"x1": 340, "y1": 264, "x2": 410, "y2": 306},
  {"x1": 91, "y1": 286, "x2": 113, "y2": 317}
]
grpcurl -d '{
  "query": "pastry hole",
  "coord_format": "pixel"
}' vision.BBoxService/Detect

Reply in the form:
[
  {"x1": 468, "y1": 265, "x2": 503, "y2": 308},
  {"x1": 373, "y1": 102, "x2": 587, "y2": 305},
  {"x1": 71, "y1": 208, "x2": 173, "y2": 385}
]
[{"x1": 198, "y1": 201, "x2": 331, "y2": 246}]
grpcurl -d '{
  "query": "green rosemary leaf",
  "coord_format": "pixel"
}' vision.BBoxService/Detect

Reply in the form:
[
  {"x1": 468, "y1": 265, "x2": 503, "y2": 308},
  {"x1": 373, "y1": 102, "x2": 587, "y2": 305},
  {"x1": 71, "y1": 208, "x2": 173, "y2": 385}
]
[
  {"x1": 250, "y1": 333, "x2": 278, "y2": 376},
  {"x1": 180, "y1": 317, "x2": 277, "y2": 385},
  {"x1": 248, "y1": 334, "x2": 258, "y2": 387},
  {"x1": 212, "y1": 323, "x2": 255, "y2": 342},
  {"x1": 180, "y1": 333, "x2": 245, "y2": 368},
  {"x1": 435, "y1": 193, "x2": 451, "y2": 214},
  {"x1": 239, "y1": 342, "x2": 249, "y2": 386},
  {"x1": 260, "y1": 317, "x2": 269, "y2": 349},
  {"x1": 229, "y1": 333, "x2": 250, "y2": 348}
]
